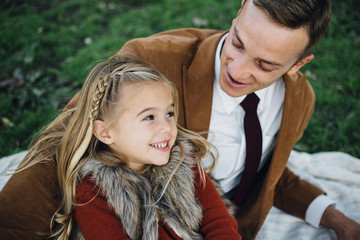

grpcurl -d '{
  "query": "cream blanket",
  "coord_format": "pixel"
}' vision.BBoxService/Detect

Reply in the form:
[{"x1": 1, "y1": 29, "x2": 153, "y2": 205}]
[
  {"x1": 1, "y1": 150, "x2": 360, "y2": 239},
  {"x1": 257, "y1": 151, "x2": 360, "y2": 240}
]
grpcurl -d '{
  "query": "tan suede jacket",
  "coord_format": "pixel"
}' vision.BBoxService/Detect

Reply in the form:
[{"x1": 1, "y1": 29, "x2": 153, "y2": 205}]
[{"x1": 117, "y1": 28, "x2": 325, "y2": 240}]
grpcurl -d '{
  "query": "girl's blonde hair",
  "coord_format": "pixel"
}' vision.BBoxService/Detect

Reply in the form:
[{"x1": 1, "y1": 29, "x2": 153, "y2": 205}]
[{"x1": 16, "y1": 56, "x2": 215, "y2": 239}]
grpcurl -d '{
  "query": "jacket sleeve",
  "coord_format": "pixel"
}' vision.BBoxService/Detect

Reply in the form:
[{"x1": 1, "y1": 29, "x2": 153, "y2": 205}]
[
  {"x1": 195, "y1": 168, "x2": 242, "y2": 240},
  {"x1": 0, "y1": 161, "x2": 60, "y2": 240},
  {"x1": 75, "y1": 177, "x2": 131, "y2": 240},
  {"x1": 273, "y1": 167, "x2": 325, "y2": 220}
]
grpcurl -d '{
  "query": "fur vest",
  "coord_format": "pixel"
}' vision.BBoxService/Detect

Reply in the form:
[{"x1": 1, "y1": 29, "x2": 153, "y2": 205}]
[{"x1": 76, "y1": 138, "x2": 204, "y2": 240}]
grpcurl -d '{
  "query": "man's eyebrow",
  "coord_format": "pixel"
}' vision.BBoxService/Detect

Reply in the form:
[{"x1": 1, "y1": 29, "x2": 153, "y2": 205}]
[
  {"x1": 234, "y1": 27, "x2": 284, "y2": 67},
  {"x1": 234, "y1": 26, "x2": 245, "y2": 50},
  {"x1": 256, "y1": 57, "x2": 283, "y2": 67}
]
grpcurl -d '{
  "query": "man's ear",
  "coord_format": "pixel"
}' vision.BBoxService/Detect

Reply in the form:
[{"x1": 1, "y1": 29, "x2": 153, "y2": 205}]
[
  {"x1": 93, "y1": 120, "x2": 113, "y2": 145},
  {"x1": 287, "y1": 54, "x2": 314, "y2": 75}
]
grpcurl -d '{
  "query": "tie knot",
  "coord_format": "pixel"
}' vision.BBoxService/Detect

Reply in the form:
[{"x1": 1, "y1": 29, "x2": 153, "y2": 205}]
[{"x1": 240, "y1": 93, "x2": 259, "y2": 113}]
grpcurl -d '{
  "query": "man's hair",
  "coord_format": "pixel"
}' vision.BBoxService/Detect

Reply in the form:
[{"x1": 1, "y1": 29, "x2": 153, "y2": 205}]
[{"x1": 243, "y1": 0, "x2": 331, "y2": 61}]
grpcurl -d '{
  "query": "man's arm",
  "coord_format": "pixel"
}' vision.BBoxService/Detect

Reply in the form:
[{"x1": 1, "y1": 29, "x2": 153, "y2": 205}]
[
  {"x1": 0, "y1": 161, "x2": 61, "y2": 240},
  {"x1": 273, "y1": 167, "x2": 325, "y2": 220}
]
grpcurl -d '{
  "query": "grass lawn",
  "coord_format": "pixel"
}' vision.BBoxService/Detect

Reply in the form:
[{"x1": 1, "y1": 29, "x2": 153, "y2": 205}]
[{"x1": 0, "y1": 0, "x2": 359, "y2": 158}]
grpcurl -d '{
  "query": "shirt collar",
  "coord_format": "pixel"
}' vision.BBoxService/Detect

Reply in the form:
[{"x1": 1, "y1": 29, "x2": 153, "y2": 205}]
[{"x1": 214, "y1": 33, "x2": 276, "y2": 114}]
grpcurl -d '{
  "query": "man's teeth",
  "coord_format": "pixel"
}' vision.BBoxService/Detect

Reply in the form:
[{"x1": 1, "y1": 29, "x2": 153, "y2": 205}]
[{"x1": 151, "y1": 143, "x2": 167, "y2": 148}]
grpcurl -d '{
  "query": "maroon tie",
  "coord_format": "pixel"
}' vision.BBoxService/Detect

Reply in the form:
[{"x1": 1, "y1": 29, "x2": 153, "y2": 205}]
[{"x1": 232, "y1": 93, "x2": 262, "y2": 208}]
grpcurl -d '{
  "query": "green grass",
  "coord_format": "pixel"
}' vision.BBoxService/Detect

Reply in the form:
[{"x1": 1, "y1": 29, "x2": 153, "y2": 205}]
[
  {"x1": 296, "y1": 0, "x2": 360, "y2": 155},
  {"x1": 0, "y1": 0, "x2": 359, "y2": 158}
]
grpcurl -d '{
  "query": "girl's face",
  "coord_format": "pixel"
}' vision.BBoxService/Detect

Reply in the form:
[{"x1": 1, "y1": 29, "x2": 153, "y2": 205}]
[{"x1": 105, "y1": 82, "x2": 177, "y2": 172}]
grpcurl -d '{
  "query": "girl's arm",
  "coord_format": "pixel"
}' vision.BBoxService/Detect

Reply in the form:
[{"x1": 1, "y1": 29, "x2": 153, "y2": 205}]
[
  {"x1": 195, "y1": 168, "x2": 242, "y2": 240},
  {"x1": 75, "y1": 177, "x2": 130, "y2": 240}
]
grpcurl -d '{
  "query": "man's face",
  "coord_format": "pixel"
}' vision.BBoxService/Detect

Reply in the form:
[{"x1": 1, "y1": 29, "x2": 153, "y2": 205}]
[{"x1": 219, "y1": 0, "x2": 311, "y2": 97}]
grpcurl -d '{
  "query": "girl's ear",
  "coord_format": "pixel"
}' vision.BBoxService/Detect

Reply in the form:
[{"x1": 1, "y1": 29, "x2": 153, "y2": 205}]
[{"x1": 93, "y1": 120, "x2": 113, "y2": 145}]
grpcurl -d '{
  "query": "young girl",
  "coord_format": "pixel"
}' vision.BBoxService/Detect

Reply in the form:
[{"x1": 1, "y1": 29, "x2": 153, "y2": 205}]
[{"x1": 17, "y1": 56, "x2": 241, "y2": 240}]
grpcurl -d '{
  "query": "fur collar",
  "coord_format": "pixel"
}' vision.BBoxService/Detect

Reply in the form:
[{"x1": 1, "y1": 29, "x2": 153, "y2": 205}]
[{"x1": 79, "y1": 138, "x2": 204, "y2": 240}]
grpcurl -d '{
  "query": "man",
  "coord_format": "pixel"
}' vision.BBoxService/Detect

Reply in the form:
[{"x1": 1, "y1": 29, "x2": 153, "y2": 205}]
[
  {"x1": 0, "y1": 0, "x2": 359, "y2": 239},
  {"x1": 117, "y1": 0, "x2": 360, "y2": 239}
]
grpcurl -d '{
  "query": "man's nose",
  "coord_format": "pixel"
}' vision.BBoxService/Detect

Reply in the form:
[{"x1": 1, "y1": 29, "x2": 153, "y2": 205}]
[{"x1": 231, "y1": 55, "x2": 252, "y2": 79}]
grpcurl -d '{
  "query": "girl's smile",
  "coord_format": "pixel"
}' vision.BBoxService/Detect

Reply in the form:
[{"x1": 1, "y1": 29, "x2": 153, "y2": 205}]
[{"x1": 150, "y1": 140, "x2": 171, "y2": 152}]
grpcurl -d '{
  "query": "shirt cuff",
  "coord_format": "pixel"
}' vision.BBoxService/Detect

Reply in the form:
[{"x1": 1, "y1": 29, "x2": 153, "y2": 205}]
[{"x1": 305, "y1": 194, "x2": 336, "y2": 228}]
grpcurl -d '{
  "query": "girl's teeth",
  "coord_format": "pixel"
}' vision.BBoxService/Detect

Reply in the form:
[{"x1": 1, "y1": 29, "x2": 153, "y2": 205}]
[{"x1": 152, "y1": 143, "x2": 167, "y2": 148}]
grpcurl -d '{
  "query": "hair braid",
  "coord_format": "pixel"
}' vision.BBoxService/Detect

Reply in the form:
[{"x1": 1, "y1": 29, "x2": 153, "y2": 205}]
[
  {"x1": 53, "y1": 71, "x2": 115, "y2": 240},
  {"x1": 66, "y1": 74, "x2": 113, "y2": 182},
  {"x1": 90, "y1": 75, "x2": 111, "y2": 122}
]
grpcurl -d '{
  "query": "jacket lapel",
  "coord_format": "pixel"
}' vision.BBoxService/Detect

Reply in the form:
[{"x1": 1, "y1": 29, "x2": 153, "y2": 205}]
[
  {"x1": 182, "y1": 32, "x2": 227, "y2": 136},
  {"x1": 266, "y1": 72, "x2": 313, "y2": 185}
]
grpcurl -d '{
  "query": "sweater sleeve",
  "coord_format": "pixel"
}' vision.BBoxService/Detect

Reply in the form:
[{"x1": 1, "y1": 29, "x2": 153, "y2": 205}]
[
  {"x1": 75, "y1": 177, "x2": 131, "y2": 240},
  {"x1": 195, "y1": 168, "x2": 242, "y2": 240}
]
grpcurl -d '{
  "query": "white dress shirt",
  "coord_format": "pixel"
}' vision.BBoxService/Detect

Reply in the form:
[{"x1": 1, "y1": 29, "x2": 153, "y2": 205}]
[{"x1": 201, "y1": 33, "x2": 335, "y2": 227}]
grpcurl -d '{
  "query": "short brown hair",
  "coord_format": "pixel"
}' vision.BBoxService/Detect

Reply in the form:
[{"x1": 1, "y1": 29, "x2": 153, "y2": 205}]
[{"x1": 243, "y1": 0, "x2": 331, "y2": 61}]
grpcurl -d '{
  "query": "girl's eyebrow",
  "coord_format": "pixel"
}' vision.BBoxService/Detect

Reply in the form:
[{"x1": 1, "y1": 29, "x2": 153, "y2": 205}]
[
  {"x1": 137, "y1": 107, "x2": 155, "y2": 117},
  {"x1": 233, "y1": 27, "x2": 283, "y2": 67},
  {"x1": 136, "y1": 103, "x2": 174, "y2": 117}
]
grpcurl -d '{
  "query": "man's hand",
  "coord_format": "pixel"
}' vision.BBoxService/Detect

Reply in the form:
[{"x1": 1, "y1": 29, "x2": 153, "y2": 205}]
[{"x1": 320, "y1": 206, "x2": 360, "y2": 240}]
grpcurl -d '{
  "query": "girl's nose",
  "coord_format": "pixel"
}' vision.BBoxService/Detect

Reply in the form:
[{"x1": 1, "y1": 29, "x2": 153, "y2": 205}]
[{"x1": 159, "y1": 118, "x2": 172, "y2": 133}]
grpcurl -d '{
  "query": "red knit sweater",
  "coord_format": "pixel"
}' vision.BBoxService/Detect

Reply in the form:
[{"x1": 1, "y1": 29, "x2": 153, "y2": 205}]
[{"x1": 75, "y1": 168, "x2": 241, "y2": 240}]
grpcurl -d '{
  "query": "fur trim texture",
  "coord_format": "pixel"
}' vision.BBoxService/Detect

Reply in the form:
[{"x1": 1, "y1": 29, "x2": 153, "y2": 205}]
[{"x1": 78, "y1": 138, "x2": 204, "y2": 240}]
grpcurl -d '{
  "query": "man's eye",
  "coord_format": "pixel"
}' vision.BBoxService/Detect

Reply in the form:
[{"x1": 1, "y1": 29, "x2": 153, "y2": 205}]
[
  {"x1": 259, "y1": 65, "x2": 272, "y2": 72},
  {"x1": 144, "y1": 115, "x2": 155, "y2": 121},
  {"x1": 232, "y1": 39, "x2": 243, "y2": 50},
  {"x1": 166, "y1": 112, "x2": 174, "y2": 118},
  {"x1": 257, "y1": 61, "x2": 273, "y2": 73}
]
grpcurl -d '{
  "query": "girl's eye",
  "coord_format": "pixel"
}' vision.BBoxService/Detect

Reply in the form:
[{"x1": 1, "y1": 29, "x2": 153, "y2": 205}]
[
  {"x1": 144, "y1": 115, "x2": 155, "y2": 121},
  {"x1": 166, "y1": 112, "x2": 174, "y2": 118}
]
